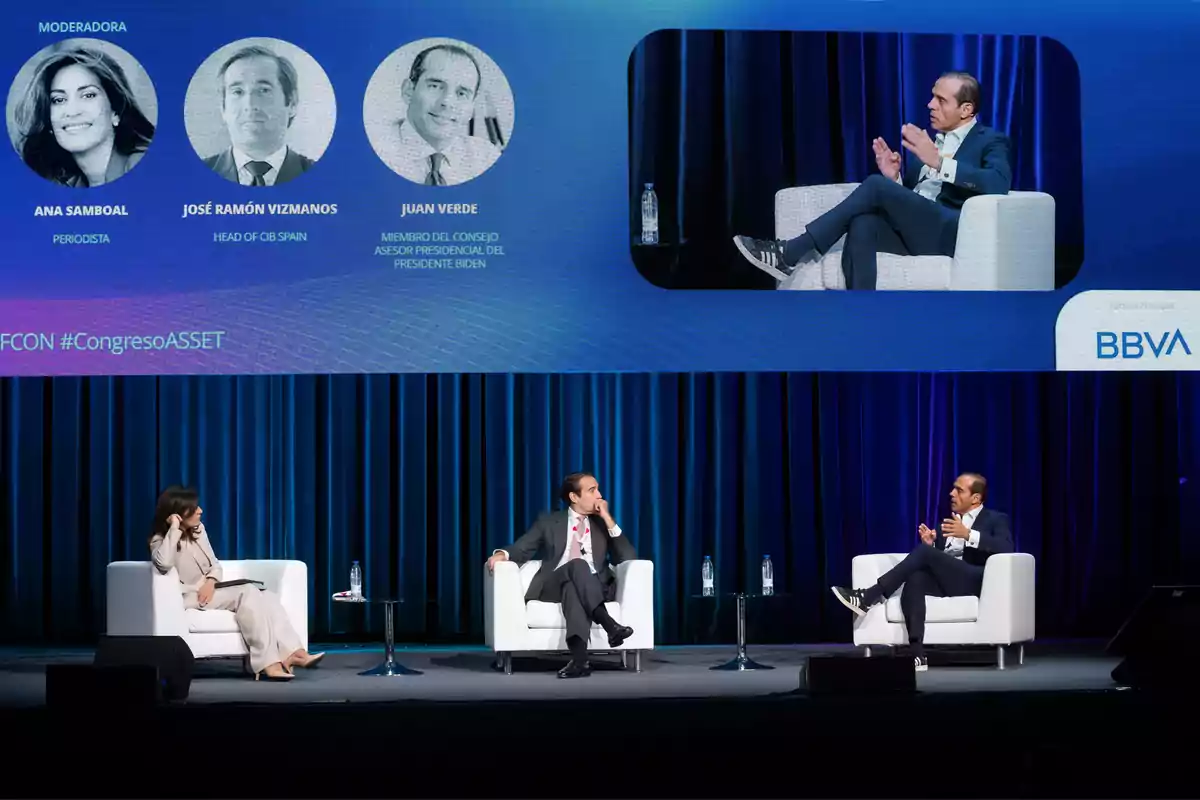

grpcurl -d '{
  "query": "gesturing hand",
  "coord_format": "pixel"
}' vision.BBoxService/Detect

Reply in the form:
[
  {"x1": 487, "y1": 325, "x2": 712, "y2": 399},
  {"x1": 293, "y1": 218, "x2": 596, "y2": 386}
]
[
  {"x1": 940, "y1": 515, "x2": 970, "y2": 540},
  {"x1": 918, "y1": 523, "x2": 937, "y2": 545},
  {"x1": 900, "y1": 123, "x2": 941, "y2": 169},
  {"x1": 872, "y1": 137, "x2": 901, "y2": 181}
]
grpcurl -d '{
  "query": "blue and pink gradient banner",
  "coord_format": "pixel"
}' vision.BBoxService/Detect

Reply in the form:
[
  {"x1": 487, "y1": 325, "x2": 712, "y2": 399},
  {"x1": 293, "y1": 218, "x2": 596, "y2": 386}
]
[{"x1": 2, "y1": 0, "x2": 1198, "y2": 375}]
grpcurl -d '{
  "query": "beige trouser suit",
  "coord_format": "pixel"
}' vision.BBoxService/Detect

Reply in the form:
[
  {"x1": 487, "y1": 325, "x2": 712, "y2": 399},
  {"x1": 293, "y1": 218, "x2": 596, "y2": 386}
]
[{"x1": 150, "y1": 523, "x2": 302, "y2": 674}]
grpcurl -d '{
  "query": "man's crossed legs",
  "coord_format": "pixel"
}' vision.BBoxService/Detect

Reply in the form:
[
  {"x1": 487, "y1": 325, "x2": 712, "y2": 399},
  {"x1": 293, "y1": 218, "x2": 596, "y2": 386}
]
[
  {"x1": 830, "y1": 544, "x2": 983, "y2": 671},
  {"x1": 733, "y1": 174, "x2": 959, "y2": 290},
  {"x1": 540, "y1": 559, "x2": 634, "y2": 678}
]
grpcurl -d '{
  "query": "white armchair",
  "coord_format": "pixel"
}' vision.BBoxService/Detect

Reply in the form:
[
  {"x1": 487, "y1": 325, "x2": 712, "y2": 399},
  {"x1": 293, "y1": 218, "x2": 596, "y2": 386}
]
[
  {"x1": 850, "y1": 552, "x2": 1035, "y2": 668},
  {"x1": 105, "y1": 560, "x2": 309, "y2": 660},
  {"x1": 484, "y1": 559, "x2": 654, "y2": 674},
  {"x1": 774, "y1": 183, "x2": 1056, "y2": 291}
]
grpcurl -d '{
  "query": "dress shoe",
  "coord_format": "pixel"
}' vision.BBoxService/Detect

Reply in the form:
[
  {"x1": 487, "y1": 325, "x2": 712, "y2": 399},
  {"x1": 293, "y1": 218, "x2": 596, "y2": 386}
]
[
  {"x1": 557, "y1": 660, "x2": 592, "y2": 679},
  {"x1": 255, "y1": 663, "x2": 294, "y2": 681},
  {"x1": 608, "y1": 625, "x2": 634, "y2": 648},
  {"x1": 295, "y1": 651, "x2": 326, "y2": 669}
]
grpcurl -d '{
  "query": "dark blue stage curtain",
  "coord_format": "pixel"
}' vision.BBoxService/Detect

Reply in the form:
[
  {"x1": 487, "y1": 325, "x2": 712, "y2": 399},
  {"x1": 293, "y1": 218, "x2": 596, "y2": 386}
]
[
  {"x1": 0, "y1": 372, "x2": 1196, "y2": 647},
  {"x1": 629, "y1": 31, "x2": 1084, "y2": 288}
]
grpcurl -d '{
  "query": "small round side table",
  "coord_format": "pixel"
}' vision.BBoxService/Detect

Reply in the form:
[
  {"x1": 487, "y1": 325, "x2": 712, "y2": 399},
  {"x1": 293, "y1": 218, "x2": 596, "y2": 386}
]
[
  {"x1": 691, "y1": 591, "x2": 791, "y2": 671},
  {"x1": 333, "y1": 594, "x2": 422, "y2": 676}
]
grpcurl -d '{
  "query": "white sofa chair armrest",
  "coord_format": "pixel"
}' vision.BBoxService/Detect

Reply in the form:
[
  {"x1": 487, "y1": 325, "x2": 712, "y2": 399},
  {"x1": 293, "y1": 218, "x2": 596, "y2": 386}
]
[
  {"x1": 949, "y1": 191, "x2": 1056, "y2": 291},
  {"x1": 775, "y1": 183, "x2": 860, "y2": 241},
  {"x1": 484, "y1": 560, "x2": 529, "y2": 651},
  {"x1": 106, "y1": 561, "x2": 188, "y2": 637},
  {"x1": 851, "y1": 553, "x2": 907, "y2": 590},
  {"x1": 849, "y1": 553, "x2": 907, "y2": 642},
  {"x1": 975, "y1": 553, "x2": 1036, "y2": 644},
  {"x1": 614, "y1": 560, "x2": 655, "y2": 648}
]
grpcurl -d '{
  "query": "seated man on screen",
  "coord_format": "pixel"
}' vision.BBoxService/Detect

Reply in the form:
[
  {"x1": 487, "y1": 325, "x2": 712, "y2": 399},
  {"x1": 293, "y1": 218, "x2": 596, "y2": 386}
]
[
  {"x1": 830, "y1": 472, "x2": 1013, "y2": 671},
  {"x1": 733, "y1": 71, "x2": 1012, "y2": 290},
  {"x1": 487, "y1": 472, "x2": 636, "y2": 678},
  {"x1": 382, "y1": 44, "x2": 502, "y2": 186},
  {"x1": 204, "y1": 45, "x2": 314, "y2": 186}
]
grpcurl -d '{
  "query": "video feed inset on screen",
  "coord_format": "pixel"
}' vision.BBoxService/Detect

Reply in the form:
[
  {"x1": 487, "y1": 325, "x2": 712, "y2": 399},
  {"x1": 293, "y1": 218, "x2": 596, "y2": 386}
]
[{"x1": 627, "y1": 30, "x2": 1083, "y2": 292}]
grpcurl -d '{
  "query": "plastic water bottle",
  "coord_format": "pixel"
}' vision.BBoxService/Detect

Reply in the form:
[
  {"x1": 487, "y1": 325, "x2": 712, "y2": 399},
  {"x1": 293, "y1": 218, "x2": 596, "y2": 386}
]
[
  {"x1": 350, "y1": 560, "x2": 362, "y2": 600},
  {"x1": 641, "y1": 183, "x2": 659, "y2": 244},
  {"x1": 762, "y1": 555, "x2": 774, "y2": 596},
  {"x1": 702, "y1": 555, "x2": 714, "y2": 597}
]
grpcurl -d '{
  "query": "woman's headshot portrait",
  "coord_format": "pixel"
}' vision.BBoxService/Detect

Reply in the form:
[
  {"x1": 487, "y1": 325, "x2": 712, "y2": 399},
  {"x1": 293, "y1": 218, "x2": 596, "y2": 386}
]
[{"x1": 6, "y1": 38, "x2": 157, "y2": 188}]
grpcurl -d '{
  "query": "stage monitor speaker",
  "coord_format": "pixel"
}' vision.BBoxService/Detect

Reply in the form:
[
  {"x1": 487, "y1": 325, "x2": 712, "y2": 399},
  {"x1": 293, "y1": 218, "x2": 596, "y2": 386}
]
[
  {"x1": 1107, "y1": 585, "x2": 1200, "y2": 689},
  {"x1": 92, "y1": 634, "x2": 194, "y2": 702},
  {"x1": 801, "y1": 653, "x2": 916, "y2": 695}
]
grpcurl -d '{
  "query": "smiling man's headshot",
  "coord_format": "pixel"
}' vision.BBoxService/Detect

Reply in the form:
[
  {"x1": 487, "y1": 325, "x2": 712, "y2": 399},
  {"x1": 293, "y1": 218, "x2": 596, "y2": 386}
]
[{"x1": 364, "y1": 38, "x2": 514, "y2": 186}]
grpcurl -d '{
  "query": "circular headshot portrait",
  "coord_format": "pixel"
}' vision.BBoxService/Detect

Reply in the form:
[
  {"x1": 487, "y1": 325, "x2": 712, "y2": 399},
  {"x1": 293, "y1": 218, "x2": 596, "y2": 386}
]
[
  {"x1": 364, "y1": 38, "x2": 514, "y2": 187},
  {"x1": 6, "y1": 38, "x2": 158, "y2": 188},
  {"x1": 184, "y1": 37, "x2": 335, "y2": 187}
]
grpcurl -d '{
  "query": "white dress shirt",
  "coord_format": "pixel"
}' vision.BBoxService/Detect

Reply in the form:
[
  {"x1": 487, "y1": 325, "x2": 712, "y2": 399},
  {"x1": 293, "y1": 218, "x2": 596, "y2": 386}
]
[
  {"x1": 943, "y1": 504, "x2": 984, "y2": 558},
  {"x1": 555, "y1": 507, "x2": 623, "y2": 574},
  {"x1": 232, "y1": 144, "x2": 290, "y2": 186},
  {"x1": 494, "y1": 508, "x2": 622, "y2": 573},
  {"x1": 898, "y1": 116, "x2": 977, "y2": 203},
  {"x1": 380, "y1": 120, "x2": 501, "y2": 186}
]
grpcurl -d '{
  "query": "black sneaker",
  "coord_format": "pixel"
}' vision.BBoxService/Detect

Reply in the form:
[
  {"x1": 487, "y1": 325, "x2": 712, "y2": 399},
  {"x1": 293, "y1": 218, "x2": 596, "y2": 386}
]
[
  {"x1": 914, "y1": 654, "x2": 929, "y2": 672},
  {"x1": 830, "y1": 586, "x2": 870, "y2": 617},
  {"x1": 733, "y1": 235, "x2": 794, "y2": 280}
]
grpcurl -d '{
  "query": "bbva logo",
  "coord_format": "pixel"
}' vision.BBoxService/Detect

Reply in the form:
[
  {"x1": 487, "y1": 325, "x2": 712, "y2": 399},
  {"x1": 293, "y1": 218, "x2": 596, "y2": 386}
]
[{"x1": 1096, "y1": 330, "x2": 1193, "y2": 359}]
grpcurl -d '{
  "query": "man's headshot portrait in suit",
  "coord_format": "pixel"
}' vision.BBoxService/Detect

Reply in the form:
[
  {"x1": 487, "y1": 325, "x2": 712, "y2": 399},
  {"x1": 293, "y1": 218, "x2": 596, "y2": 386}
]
[
  {"x1": 364, "y1": 38, "x2": 514, "y2": 186},
  {"x1": 6, "y1": 38, "x2": 157, "y2": 188},
  {"x1": 184, "y1": 38, "x2": 335, "y2": 187}
]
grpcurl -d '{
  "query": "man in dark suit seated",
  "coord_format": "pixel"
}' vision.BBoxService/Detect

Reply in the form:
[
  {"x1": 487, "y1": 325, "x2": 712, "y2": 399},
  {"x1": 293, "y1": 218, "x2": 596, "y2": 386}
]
[
  {"x1": 830, "y1": 472, "x2": 1014, "y2": 671},
  {"x1": 487, "y1": 472, "x2": 636, "y2": 679},
  {"x1": 733, "y1": 71, "x2": 1012, "y2": 289},
  {"x1": 204, "y1": 44, "x2": 314, "y2": 186}
]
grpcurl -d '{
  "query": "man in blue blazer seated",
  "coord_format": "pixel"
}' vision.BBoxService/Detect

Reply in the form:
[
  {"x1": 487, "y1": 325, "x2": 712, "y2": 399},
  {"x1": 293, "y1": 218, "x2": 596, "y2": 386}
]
[
  {"x1": 830, "y1": 472, "x2": 1014, "y2": 671},
  {"x1": 734, "y1": 71, "x2": 1012, "y2": 289}
]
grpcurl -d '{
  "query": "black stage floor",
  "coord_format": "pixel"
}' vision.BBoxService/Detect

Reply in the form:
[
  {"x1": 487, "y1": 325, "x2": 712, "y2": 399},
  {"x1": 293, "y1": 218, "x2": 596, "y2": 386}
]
[
  {"x1": 0, "y1": 641, "x2": 1124, "y2": 705},
  {"x1": 0, "y1": 640, "x2": 1195, "y2": 798}
]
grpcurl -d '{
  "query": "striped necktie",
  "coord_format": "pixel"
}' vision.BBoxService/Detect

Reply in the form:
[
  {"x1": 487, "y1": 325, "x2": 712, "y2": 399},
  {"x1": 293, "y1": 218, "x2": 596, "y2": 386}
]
[{"x1": 425, "y1": 153, "x2": 447, "y2": 186}]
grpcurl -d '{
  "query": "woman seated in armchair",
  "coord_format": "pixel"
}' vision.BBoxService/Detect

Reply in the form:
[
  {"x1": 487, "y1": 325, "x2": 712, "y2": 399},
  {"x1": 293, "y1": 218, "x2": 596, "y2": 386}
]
[{"x1": 148, "y1": 485, "x2": 323, "y2": 681}]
